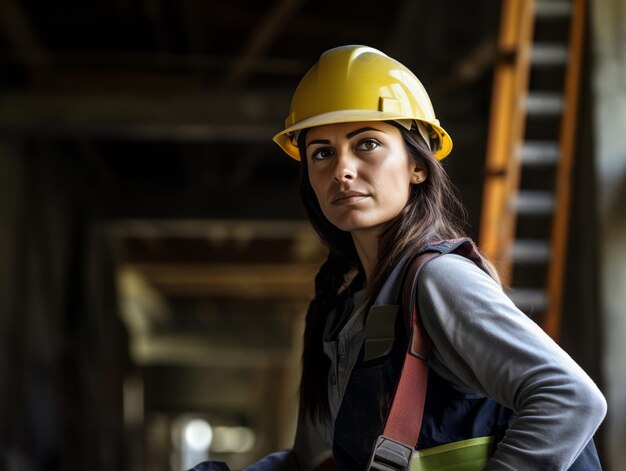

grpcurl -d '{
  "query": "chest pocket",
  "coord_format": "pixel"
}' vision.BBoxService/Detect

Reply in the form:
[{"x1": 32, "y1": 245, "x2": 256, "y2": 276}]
[{"x1": 363, "y1": 304, "x2": 400, "y2": 363}]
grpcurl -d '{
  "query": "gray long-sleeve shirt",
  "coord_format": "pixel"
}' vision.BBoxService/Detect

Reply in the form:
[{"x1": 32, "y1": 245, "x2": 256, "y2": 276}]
[{"x1": 293, "y1": 253, "x2": 607, "y2": 470}]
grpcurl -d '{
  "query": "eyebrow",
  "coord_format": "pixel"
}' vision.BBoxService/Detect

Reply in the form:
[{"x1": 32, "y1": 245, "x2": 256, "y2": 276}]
[
  {"x1": 346, "y1": 126, "x2": 384, "y2": 139},
  {"x1": 306, "y1": 126, "x2": 385, "y2": 148},
  {"x1": 306, "y1": 139, "x2": 330, "y2": 148}
]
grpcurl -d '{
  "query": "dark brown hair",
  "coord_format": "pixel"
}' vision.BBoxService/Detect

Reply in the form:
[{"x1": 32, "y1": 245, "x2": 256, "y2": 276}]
[{"x1": 297, "y1": 123, "x2": 466, "y2": 420}]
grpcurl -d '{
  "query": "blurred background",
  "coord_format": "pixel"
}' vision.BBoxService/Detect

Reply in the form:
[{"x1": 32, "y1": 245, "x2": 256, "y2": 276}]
[{"x1": 0, "y1": 0, "x2": 625, "y2": 470}]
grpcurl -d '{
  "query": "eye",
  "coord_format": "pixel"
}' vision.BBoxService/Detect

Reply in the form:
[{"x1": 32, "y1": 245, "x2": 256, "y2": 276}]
[
  {"x1": 309, "y1": 147, "x2": 334, "y2": 161},
  {"x1": 355, "y1": 138, "x2": 381, "y2": 152}
]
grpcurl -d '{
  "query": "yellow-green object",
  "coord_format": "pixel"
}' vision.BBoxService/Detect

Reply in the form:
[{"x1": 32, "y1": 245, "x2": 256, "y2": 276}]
[
  {"x1": 409, "y1": 436, "x2": 494, "y2": 471},
  {"x1": 272, "y1": 45, "x2": 453, "y2": 161}
]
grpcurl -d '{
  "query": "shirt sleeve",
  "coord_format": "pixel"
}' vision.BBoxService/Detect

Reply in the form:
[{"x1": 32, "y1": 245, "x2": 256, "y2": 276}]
[{"x1": 417, "y1": 254, "x2": 607, "y2": 470}]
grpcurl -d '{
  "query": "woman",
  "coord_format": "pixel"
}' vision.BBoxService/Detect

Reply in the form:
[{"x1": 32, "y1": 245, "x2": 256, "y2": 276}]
[
  {"x1": 271, "y1": 45, "x2": 606, "y2": 470},
  {"x1": 193, "y1": 45, "x2": 606, "y2": 471}
]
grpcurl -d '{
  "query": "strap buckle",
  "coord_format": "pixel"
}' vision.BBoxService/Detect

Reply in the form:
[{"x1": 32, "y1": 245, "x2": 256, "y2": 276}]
[
  {"x1": 408, "y1": 325, "x2": 429, "y2": 361},
  {"x1": 368, "y1": 435, "x2": 414, "y2": 471}
]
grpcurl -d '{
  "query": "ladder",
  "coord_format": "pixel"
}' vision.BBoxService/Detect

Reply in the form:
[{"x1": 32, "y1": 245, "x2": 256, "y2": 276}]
[{"x1": 479, "y1": 0, "x2": 586, "y2": 340}]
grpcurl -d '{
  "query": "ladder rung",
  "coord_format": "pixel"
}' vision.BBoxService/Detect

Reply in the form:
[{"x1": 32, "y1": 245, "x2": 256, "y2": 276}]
[
  {"x1": 511, "y1": 240, "x2": 551, "y2": 263},
  {"x1": 535, "y1": 0, "x2": 572, "y2": 18},
  {"x1": 514, "y1": 191, "x2": 555, "y2": 215},
  {"x1": 520, "y1": 141, "x2": 560, "y2": 165},
  {"x1": 526, "y1": 93, "x2": 564, "y2": 115},
  {"x1": 507, "y1": 288, "x2": 548, "y2": 313},
  {"x1": 532, "y1": 43, "x2": 569, "y2": 66}
]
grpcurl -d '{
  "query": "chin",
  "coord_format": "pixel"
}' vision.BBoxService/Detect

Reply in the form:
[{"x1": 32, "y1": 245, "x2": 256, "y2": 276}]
[
  {"x1": 325, "y1": 215, "x2": 361, "y2": 231},
  {"x1": 328, "y1": 218, "x2": 382, "y2": 234}
]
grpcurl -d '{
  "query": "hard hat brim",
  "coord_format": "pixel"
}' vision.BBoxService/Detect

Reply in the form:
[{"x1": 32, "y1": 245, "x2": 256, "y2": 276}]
[{"x1": 273, "y1": 110, "x2": 452, "y2": 161}]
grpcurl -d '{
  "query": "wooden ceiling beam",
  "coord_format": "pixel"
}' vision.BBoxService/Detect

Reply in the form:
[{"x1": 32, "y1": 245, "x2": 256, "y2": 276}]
[
  {"x1": 223, "y1": 0, "x2": 303, "y2": 87},
  {"x1": 132, "y1": 334, "x2": 294, "y2": 367},
  {"x1": 125, "y1": 262, "x2": 319, "y2": 299},
  {"x1": 0, "y1": 51, "x2": 305, "y2": 75},
  {"x1": 0, "y1": 0, "x2": 49, "y2": 68},
  {"x1": 110, "y1": 219, "x2": 315, "y2": 240},
  {"x1": 0, "y1": 90, "x2": 290, "y2": 140}
]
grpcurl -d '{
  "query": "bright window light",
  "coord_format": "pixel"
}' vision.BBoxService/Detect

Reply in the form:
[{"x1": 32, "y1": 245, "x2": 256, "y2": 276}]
[{"x1": 184, "y1": 419, "x2": 213, "y2": 452}]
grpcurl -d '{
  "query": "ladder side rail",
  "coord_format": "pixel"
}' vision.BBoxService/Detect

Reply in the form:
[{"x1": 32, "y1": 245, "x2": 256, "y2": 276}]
[
  {"x1": 480, "y1": 0, "x2": 537, "y2": 285},
  {"x1": 543, "y1": 0, "x2": 587, "y2": 340},
  {"x1": 499, "y1": 0, "x2": 537, "y2": 286},
  {"x1": 480, "y1": 0, "x2": 520, "y2": 266}
]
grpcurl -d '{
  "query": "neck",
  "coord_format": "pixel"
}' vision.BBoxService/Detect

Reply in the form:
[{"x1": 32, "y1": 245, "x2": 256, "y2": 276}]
[{"x1": 351, "y1": 230, "x2": 380, "y2": 286}]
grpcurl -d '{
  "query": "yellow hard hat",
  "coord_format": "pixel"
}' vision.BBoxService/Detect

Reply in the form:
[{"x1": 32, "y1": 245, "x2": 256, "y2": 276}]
[{"x1": 272, "y1": 45, "x2": 453, "y2": 161}]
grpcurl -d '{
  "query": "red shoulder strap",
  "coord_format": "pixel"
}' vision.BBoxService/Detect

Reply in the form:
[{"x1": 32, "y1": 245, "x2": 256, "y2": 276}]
[{"x1": 368, "y1": 238, "x2": 481, "y2": 470}]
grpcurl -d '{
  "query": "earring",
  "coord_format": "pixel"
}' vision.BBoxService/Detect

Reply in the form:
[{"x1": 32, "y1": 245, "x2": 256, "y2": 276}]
[{"x1": 412, "y1": 175, "x2": 422, "y2": 184}]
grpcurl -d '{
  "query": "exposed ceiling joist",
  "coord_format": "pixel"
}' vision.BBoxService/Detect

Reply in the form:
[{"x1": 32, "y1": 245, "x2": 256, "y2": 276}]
[
  {"x1": 132, "y1": 333, "x2": 295, "y2": 367},
  {"x1": 0, "y1": 0, "x2": 49, "y2": 68},
  {"x1": 0, "y1": 90, "x2": 290, "y2": 140},
  {"x1": 386, "y1": 0, "x2": 426, "y2": 58},
  {"x1": 224, "y1": 0, "x2": 304, "y2": 87},
  {"x1": 126, "y1": 262, "x2": 318, "y2": 299},
  {"x1": 110, "y1": 219, "x2": 315, "y2": 240},
  {"x1": 0, "y1": 51, "x2": 305, "y2": 76}
]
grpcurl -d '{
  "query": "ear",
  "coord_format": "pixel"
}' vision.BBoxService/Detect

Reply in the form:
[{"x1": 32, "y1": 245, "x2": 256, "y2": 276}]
[{"x1": 410, "y1": 161, "x2": 428, "y2": 185}]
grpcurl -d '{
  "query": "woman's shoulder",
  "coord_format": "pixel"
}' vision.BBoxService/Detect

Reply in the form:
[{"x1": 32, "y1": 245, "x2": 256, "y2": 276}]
[
  {"x1": 419, "y1": 251, "x2": 493, "y2": 285},
  {"x1": 410, "y1": 238, "x2": 493, "y2": 279},
  {"x1": 415, "y1": 251, "x2": 508, "y2": 312}
]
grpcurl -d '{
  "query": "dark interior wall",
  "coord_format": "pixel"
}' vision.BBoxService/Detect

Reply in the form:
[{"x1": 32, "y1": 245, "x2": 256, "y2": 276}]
[
  {"x1": 590, "y1": 0, "x2": 626, "y2": 467},
  {"x1": 560, "y1": 30, "x2": 605, "y2": 461},
  {"x1": 0, "y1": 141, "x2": 130, "y2": 470}
]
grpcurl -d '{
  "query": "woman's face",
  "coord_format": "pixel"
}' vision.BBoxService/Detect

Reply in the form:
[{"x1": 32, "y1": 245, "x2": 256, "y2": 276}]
[{"x1": 305, "y1": 121, "x2": 424, "y2": 237}]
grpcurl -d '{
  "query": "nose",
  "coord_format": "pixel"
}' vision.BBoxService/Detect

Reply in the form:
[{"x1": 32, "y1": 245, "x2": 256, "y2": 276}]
[{"x1": 332, "y1": 151, "x2": 357, "y2": 183}]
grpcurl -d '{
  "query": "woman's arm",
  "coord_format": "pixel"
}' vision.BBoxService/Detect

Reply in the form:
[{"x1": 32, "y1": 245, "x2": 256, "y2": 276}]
[{"x1": 417, "y1": 254, "x2": 607, "y2": 470}]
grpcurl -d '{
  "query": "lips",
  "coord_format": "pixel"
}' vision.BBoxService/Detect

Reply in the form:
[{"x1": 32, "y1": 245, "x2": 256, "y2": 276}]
[{"x1": 331, "y1": 190, "x2": 369, "y2": 205}]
